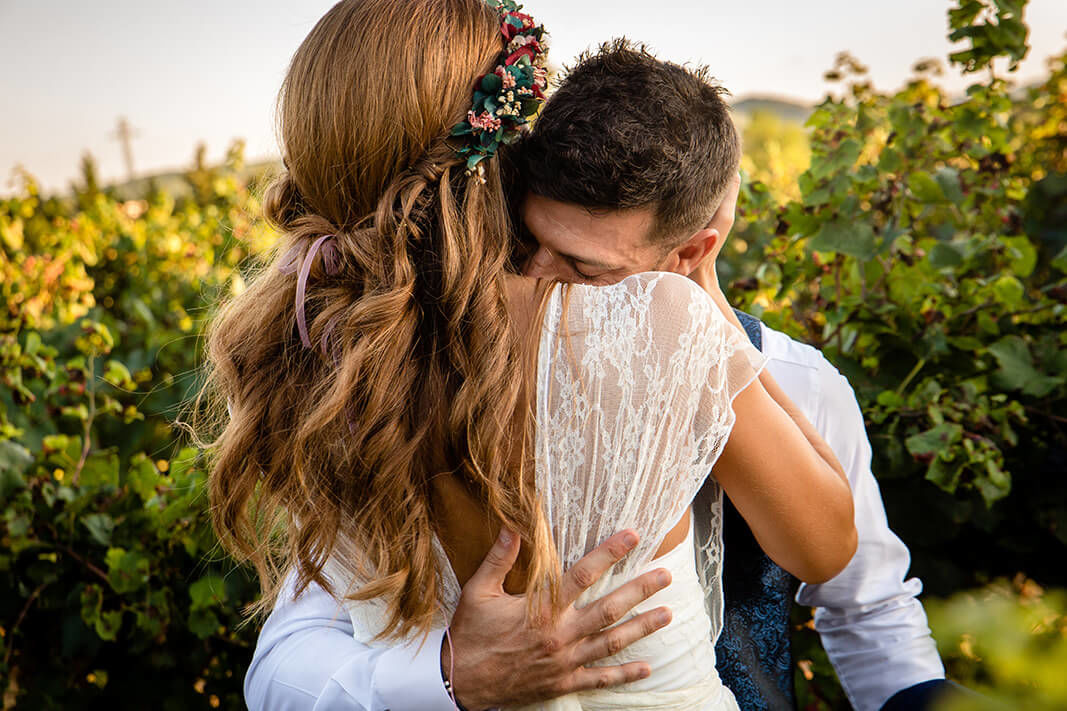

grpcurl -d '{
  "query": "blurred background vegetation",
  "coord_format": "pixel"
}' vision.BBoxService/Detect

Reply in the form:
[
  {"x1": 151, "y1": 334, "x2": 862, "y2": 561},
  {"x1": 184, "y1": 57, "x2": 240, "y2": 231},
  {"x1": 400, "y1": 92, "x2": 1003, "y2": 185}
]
[{"x1": 2, "y1": 0, "x2": 1065, "y2": 708}]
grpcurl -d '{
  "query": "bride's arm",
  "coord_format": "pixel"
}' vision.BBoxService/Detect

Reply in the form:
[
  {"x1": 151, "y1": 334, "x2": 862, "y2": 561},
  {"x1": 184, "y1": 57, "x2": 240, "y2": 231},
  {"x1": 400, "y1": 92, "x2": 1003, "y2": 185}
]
[
  {"x1": 705, "y1": 285, "x2": 851, "y2": 498},
  {"x1": 714, "y1": 354, "x2": 857, "y2": 584},
  {"x1": 678, "y1": 176, "x2": 856, "y2": 583}
]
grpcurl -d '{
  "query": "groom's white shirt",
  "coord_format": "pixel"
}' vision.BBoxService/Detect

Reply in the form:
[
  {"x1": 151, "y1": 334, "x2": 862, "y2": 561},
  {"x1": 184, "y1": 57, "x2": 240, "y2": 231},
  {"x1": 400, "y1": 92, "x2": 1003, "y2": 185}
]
[{"x1": 243, "y1": 323, "x2": 945, "y2": 711}]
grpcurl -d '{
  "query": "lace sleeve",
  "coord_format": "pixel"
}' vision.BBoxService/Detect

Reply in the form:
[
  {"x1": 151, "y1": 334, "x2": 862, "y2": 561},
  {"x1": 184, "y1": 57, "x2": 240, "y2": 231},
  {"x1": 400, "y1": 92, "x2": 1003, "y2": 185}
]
[{"x1": 535, "y1": 272, "x2": 766, "y2": 616}]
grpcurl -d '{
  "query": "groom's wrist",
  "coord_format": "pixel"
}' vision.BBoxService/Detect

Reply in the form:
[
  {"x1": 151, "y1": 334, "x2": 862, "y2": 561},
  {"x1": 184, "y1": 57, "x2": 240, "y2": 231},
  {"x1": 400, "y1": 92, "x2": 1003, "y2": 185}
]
[{"x1": 440, "y1": 632, "x2": 482, "y2": 711}]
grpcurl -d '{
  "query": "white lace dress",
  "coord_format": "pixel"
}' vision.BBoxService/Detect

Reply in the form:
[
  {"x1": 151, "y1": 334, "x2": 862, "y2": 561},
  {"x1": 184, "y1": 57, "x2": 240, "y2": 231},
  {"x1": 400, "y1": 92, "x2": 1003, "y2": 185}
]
[{"x1": 333, "y1": 272, "x2": 766, "y2": 710}]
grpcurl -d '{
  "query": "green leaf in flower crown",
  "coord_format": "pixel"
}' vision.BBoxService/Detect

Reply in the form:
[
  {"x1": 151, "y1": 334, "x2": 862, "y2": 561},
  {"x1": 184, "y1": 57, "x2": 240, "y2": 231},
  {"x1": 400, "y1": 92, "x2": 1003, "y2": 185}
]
[
  {"x1": 451, "y1": 123, "x2": 472, "y2": 136},
  {"x1": 481, "y1": 73, "x2": 502, "y2": 93}
]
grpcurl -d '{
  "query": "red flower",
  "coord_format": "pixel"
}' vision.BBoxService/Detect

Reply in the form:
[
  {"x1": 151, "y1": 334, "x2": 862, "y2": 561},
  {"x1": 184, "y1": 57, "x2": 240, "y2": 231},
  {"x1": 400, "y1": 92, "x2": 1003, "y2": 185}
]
[{"x1": 505, "y1": 41, "x2": 540, "y2": 66}]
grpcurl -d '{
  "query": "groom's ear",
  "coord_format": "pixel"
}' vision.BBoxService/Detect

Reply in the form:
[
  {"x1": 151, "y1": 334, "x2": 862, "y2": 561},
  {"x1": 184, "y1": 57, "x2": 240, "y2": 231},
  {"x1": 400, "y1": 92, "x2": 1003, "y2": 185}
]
[{"x1": 659, "y1": 227, "x2": 721, "y2": 276}]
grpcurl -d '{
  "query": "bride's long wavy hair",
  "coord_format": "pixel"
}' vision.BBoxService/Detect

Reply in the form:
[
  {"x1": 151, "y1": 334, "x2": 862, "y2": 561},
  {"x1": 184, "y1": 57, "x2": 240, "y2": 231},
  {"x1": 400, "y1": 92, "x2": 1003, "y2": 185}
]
[{"x1": 192, "y1": 0, "x2": 556, "y2": 640}]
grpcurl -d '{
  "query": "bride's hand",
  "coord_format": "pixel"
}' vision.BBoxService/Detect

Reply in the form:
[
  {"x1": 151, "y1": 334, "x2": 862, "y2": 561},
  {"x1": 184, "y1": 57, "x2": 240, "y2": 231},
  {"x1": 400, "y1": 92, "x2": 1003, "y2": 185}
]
[{"x1": 444, "y1": 528, "x2": 673, "y2": 710}]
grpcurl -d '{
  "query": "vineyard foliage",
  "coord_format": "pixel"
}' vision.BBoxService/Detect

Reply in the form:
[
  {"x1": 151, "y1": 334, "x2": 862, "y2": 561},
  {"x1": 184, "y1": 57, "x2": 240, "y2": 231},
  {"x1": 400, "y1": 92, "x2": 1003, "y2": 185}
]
[{"x1": 1, "y1": 1, "x2": 1065, "y2": 707}]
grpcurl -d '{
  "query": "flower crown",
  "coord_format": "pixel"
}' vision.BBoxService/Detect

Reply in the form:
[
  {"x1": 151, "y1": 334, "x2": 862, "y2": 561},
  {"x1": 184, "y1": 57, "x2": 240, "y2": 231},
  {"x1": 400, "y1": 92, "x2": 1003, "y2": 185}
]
[{"x1": 450, "y1": 0, "x2": 549, "y2": 174}]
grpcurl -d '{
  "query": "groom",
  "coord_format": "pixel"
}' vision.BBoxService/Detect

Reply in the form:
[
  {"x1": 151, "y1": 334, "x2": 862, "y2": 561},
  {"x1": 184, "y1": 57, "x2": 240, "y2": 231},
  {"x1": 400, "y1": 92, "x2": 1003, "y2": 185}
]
[{"x1": 245, "y1": 42, "x2": 956, "y2": 711}]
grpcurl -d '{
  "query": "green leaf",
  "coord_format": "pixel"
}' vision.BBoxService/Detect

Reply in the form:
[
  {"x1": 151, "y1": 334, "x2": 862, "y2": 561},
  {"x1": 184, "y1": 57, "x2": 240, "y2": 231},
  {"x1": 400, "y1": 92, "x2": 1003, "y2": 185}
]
[
  {"x1": 934, "y1": 167, "x2": 966, "y2": 205},
  {"x1": 168, "y1": 447, "x2": 200, "y2": 486},
  {"x1": 928, "y1": 243, "x2": 964, "y2": 269},
  {"x1": 105, "y1": 547, "x2": 150, "y2": 594},
  {"x1": 906, "y1": 423, "x2": 963, "y2": 457},
  {"x1": 82, "y1": 513, "x2": 115, "y2": 546},
  {"x1": 187, "y1": 608, "x2": 220, "y2": 640},
  {"x1": 95, "y1": 609, "x2": 123, "y2": 641},
  {"x1": 1052, "y1": 245, "x2": 1067, "y2": 274},
  {"x1": 189, "y1": 575, "x2": 228, "y2": 611},
  {"x1": 80, "y1": 451, "x2": 120, "y2": 490},
  {"x1": 1002, "y1": 236, "x2": 1037, "y2": 278},
  {"x1": 908, "y1": 171, "x2": 946, "y2": 203},
  {"x1": 988, "y1": 335, "x2": 1064, "y2": 397},
  {"x1": 480, "y1": 73, "x2": 502, "y2": 93},
  {"x1": 0, "y1": 441, "x2": 32, "y2": 499},
  {"x1": 876, "y1": 390, "x2": 906, "y2": 408},
  {"x1": 24, "y1": 332, "x2": 42, "y2": 357},
  {"x1": 809, "y1": 220, "x2": 877, "y2": 259},
  {"x1": 991, "y1": 275, "x2": 1024, "y2": 308},
  {"x1": 126, "y1": 453, "x2": 160, "y2": 501},
  {"x1": 103, "y1": 360, "x2": 135, "y2": 390},
  {"x1": 925, "y1": 455, "x2": 963, "y2": 493},
  {"x1": 61, "y1": 404, "x2": 89, "y2": 421},
  {"x1": 974, "y1": 459, "x2": 1012, "y2": 507}
]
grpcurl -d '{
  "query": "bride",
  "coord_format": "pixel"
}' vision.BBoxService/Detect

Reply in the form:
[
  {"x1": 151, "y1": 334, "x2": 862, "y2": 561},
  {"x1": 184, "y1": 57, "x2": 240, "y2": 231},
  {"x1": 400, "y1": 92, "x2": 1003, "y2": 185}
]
[{"x1": 199, "y1": 0, "x2": 857, "y2": 709}]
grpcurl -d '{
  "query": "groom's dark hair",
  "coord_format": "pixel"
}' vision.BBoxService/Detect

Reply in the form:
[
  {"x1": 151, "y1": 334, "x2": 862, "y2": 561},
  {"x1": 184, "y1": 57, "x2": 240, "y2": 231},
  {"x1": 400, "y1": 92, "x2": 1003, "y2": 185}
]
[{"x1": 520, "y1": 38, "x2": 740, "y2": 244}]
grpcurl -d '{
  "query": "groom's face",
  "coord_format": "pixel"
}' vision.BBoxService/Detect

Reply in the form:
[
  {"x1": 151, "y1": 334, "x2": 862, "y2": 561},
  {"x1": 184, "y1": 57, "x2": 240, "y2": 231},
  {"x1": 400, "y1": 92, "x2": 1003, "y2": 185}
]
[{"x1": 519, "y1": 193, "x2": 672, "y2": 285}]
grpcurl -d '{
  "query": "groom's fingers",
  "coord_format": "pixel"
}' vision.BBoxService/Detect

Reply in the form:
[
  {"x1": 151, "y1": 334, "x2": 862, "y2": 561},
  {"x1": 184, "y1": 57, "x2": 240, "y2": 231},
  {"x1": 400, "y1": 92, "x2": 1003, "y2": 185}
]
[
  {"x1": 466, "y1": 526, "x2": 521, "y2": 593},
  {"x1": 572, "y1": 605, "x2": 672, "y2": 667},
  {"x1": 571, "y1": 567, "x2": 672, "y2": 638},
  {"x1": 558, "y1": 530, "x2": 640, "y2": 608},
  {"x1": 565, "y1": 661, "x2": 653, "y2": 695}
]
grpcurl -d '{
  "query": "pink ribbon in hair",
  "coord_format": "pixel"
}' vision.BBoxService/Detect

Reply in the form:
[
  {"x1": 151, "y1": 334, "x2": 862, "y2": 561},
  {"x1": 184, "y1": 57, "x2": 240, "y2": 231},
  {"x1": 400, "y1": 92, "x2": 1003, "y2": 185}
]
[
  {"x1": 278, "y1": 234, "x2": 341, "y2": 353},
  {"x1": 278, "y1": 234, "x2": 357, "y2": 435}
]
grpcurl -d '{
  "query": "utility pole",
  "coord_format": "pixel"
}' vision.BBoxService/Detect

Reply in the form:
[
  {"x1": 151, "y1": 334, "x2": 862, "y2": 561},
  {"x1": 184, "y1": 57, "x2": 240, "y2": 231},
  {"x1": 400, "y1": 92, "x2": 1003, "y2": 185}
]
[{"x1": 110, "y1": 116, "x2": 139, "y2": 182}]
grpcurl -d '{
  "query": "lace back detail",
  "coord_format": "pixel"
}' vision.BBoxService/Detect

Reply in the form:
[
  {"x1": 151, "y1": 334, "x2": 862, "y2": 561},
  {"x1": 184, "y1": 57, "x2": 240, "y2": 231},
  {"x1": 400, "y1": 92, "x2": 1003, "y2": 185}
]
[{"x1": 535, "y1": 273, "x2": 765, "y2": 628}]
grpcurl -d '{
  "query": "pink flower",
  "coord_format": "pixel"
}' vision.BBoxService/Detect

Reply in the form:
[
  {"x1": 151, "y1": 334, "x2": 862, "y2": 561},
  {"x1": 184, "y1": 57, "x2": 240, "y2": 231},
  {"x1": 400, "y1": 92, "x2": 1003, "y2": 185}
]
[
  {"x1": 468, "y1": 110, "x2": 502, "y2": 132},
  {"x1": 495, "y1": 65, "x2": 517, "y2": 88},
  {"x1": 533, "y1": 66, "x2": 548, "y2": 88}
]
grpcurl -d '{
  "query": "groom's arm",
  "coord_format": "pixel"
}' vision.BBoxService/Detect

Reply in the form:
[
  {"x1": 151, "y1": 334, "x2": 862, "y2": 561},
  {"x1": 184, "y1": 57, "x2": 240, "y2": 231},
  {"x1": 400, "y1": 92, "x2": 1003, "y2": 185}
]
[
  {"x1": 245, "y1": 570, "x2": 457, "y2": 711},
  {"x1": 245, "y1": 529, "x2": 672, "y2": 711},
  {"x1": 761, "y1": 328, "x2": 947, "y2": 711}
]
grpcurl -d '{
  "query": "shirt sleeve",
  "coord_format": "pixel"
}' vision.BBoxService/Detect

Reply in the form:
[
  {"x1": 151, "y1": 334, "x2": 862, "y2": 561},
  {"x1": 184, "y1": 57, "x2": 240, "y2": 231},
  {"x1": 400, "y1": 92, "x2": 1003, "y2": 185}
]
[
  {"x1": 767, "y1": 334, "x2": 945, "y2": 711},
  {"x1": 244, "y1": 570, "x2": 457, "y2": 711}
]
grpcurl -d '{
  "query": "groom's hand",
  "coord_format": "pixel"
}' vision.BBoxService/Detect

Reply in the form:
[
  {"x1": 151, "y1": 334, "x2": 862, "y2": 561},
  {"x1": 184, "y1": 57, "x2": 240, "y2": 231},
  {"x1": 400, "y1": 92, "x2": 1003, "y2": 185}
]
[{"x1": 444, "y1": 528, "x2": 673, "y2": 711}]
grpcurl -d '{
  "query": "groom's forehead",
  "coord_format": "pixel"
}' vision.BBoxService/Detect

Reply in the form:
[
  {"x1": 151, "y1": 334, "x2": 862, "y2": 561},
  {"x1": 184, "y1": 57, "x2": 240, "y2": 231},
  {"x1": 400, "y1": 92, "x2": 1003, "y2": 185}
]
[{"x1": 520, "y1": 192, "x2": 657, "y2": 250}]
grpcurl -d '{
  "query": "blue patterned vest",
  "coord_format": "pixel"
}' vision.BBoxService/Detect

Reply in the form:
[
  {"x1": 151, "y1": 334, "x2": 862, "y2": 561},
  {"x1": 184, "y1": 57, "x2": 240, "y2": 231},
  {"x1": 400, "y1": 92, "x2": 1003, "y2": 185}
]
[{"x1": 711, "y1": 311, "x2": 800, "y2": 711}]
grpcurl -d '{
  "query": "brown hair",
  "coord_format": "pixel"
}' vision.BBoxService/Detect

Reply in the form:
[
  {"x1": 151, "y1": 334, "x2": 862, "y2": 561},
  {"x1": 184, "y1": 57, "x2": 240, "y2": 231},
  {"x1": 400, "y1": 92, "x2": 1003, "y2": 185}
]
[
  {"x1": 190, "y1": 0, "x2": 556, "y2": 641},
  {"x1": 519, "y1": 38, "x2": 741, "y2": 244}
]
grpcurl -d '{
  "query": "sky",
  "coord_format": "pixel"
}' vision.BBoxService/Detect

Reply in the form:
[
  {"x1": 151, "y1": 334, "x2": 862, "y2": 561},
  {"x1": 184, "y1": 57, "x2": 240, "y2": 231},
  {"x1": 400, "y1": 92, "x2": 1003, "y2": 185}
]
[{"x1": 2, "y1": 0, "x2": 1065, "y2": 195}]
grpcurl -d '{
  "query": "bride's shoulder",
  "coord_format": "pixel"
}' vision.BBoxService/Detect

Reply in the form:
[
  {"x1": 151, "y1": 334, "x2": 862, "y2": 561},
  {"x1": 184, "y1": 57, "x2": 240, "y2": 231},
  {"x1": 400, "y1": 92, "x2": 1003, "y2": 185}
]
[{"x1": 581, "y1": 271, "x2": 716, "y2": 315}]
